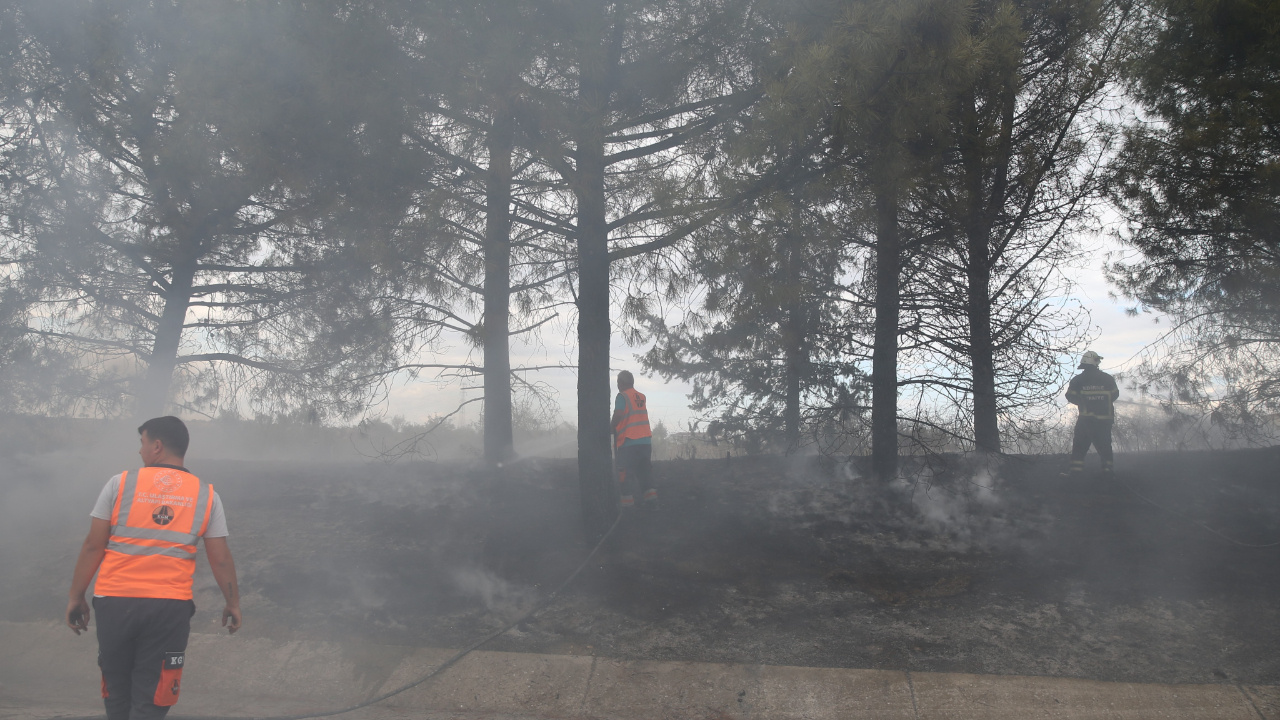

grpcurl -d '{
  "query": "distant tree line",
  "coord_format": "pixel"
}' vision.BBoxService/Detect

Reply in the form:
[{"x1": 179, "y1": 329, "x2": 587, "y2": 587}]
[{"x1": 1, "y1": 0, "x2": 1276, "y2": 527}]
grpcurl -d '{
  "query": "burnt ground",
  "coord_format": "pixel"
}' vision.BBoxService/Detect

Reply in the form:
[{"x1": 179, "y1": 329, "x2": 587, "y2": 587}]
[{"x1": 3, "y1": 448, "x2": 1279, "y2": 688}]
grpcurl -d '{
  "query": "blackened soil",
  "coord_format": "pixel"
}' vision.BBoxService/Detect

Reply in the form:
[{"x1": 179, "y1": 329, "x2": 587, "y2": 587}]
[{"x1": 3, "y1": 449, "x2": 1278, "y2": 686}]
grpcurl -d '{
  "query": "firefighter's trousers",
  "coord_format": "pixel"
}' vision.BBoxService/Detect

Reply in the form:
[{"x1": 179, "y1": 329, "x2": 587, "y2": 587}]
[
  {"x1": 95, "y1": 596, "x2": 194, "y2": 720},
  {"x1": 1069, "y1": 418, "x2": 1114, "y2": 474}
]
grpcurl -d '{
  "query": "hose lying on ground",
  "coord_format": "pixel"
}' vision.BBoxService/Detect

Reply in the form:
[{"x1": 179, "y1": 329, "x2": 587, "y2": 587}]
[{"x1": 1117, "y1": 475, "x2": 1280, "y2": 549}]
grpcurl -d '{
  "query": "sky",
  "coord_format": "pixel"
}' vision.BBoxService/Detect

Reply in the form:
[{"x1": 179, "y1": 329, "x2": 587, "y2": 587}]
[
  {"x1": 381, "y1": 230, "x2": 1170, "y2": 434},
  {"x1": 1070, "y1": 233, "x2": 1168, "y2": 378}
]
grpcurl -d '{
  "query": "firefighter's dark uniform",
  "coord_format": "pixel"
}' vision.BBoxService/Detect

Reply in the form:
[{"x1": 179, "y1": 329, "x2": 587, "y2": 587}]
[{"x1": 1065, "y1": 365, "x2": 1119, "y2": 475}]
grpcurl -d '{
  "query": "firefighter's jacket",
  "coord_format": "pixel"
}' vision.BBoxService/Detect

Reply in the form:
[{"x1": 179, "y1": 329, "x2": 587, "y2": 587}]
[{"x1": 1066, "y1": 366, "x2": 1119, "y2": 422}]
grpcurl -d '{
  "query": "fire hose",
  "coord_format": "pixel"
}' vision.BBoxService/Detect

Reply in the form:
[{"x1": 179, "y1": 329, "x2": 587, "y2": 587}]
[{"x1": 1116, "y1": 475, "x2": 1280, "y2": 549}]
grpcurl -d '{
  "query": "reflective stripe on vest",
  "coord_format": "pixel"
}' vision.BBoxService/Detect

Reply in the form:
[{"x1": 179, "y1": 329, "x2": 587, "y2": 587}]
[
  {"x1": 1076, "y1": 388, "x2": 1115, "y2": 420},
  {"x1": 95, "y1": 468, "x2": 213, "y2": 600},
  {"x1": 615, "y1": 388, "x2": 651, "y2": 448},
  {"x1": 104, "y1": 541, "x2": 198, "y2": 560}
]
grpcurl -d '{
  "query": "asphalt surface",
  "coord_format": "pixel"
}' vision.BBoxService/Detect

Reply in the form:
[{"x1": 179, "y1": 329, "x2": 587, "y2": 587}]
[{"x1": 3, "y1": 620, "x2": 1277, "y2": 719}]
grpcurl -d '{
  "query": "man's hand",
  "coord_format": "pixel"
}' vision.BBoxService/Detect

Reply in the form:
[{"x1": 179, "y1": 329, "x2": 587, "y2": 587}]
[
  {"x1": 204, "y1": 536, "x2": 241, "y2": 635},
  {"x1": 221, "y1": 604, "x2": 241, "y2": 634},
  {"x1": 66, "y1": 596, "x2": 90, "y2": 635},
  {"x1": 66, "y1": 518, "x2": 109, "y2": 635}
]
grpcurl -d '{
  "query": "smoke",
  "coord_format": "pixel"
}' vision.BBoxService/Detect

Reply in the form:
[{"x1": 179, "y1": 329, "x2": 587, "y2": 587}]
[
  {"x1": 763, "y1": 452, "x2": 1022, "y2": 552},
  {"x1": 894, "y1": 454, "x2": 1014, "y2": 550},
  {"x1": 0, "y1": 415, "x2": 512, "y2": 635},
  {"x1": 745, "y1": 453, "x2": 984, "y2": 555},
  {"x1": 906, "y1": 479, "x2": 999, "y2": 548},
  {"x1": 448, "y1": 566, "x2": 532, "y2": 617},
  {"x1": 0, "y1": 417, "x2": 142, "y2": 622}
]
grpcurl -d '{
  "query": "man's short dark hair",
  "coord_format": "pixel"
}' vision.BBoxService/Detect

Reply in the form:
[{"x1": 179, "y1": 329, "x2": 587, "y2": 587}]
[
  {"x1": 138, "y1": 416, "x2": 189, "y2": 457},
  {"x1": 617, "y1": 370, "x2": 634, "y2": 389}
]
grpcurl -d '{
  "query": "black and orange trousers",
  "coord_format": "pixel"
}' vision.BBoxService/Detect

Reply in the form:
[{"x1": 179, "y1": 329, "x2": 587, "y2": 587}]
[{"x1": 94, "y1": 596, "x2": 194, "y2": 720}]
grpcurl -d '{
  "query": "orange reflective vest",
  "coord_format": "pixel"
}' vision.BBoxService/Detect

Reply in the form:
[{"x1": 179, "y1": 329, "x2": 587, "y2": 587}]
[
  {"x1": 95, "y1": 467, "x2": 213, "y2": 600},
  {"x1": 614, "y1": 388, "x2": 651, "y2": 448}
]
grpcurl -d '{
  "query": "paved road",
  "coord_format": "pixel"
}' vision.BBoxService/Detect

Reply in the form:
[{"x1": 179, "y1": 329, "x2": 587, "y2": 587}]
[{"x1": 2, "y1": 622, "x2": 1275, "y2": 720}]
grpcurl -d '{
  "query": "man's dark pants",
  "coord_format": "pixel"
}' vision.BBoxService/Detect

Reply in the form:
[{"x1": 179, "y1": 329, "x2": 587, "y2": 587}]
[
  {"x1": 615, "y1": 443, "x2": 653, "y2": 504},
  {"x1": 94, "y1": 597, "x2": 194, "y2": 720},
  {"x1": 1069, "y1": 418, "x2": 1114, "y2": 473}
]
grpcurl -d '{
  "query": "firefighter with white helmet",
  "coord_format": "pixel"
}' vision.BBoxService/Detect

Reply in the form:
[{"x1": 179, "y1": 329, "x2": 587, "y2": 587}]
[{"x1": 1063, "y1": 350, "x2": 1120, "y2": 477}]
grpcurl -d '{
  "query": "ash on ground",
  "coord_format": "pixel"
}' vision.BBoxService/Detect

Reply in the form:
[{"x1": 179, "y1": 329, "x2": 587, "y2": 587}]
[{"x1": 4, "y1": 448, "x2": 1278, "y2": 686}]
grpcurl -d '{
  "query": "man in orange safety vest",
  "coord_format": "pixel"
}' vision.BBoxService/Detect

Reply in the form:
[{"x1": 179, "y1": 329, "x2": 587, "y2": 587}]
[
  {"x1": 66, "y1": 416, "x2": 241, "y2": 720},
  {"x1": 612, "y1": 370, "x2": 658, "y2": 509}
]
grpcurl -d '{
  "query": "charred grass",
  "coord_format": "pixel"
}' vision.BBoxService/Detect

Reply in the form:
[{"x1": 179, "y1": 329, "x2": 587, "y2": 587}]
[{"x1": 3, "y1": 447, "x2": 1278, "y2": 686}]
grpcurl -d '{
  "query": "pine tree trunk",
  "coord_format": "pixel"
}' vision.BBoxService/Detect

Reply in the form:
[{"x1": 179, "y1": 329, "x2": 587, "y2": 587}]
[
  {"x1": 483, "y1": 108, "x2": 515, "y2": 463},
  {"x1": 782, "y1": 237, "x2": 803, "y2": 453},
  {"x1": 959, "y1": 85, "x2": 1014, "y2": 455},
  {"x1": 967, "y1": 232, "x2": 1000, "y2": 453},
  {"x1": 574, "y1": 12, "x2": 616, "y2": 536},
  {"x1": 136, "y1": 256, "x2": 197, "y2": 418},
  {"x1": 783, "y1": 328, "x2": 802, "y2": 453},
  {"x1": 871, "y1": 183, "x2": 900, "y2": 481}
]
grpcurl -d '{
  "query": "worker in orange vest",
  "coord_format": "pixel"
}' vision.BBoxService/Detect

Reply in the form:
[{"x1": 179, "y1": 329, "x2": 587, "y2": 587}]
[
  {"x1": 66, "y1": 416, "x2": 240, "y2": 720},
  {"x1": 611, "y1": 370, "x2": 658, "y2": 509}
]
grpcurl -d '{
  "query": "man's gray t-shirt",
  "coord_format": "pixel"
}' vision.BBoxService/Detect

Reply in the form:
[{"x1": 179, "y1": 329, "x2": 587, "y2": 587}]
[{"x1": 90, "y1": 471, "x2": 229, "y2": 538}]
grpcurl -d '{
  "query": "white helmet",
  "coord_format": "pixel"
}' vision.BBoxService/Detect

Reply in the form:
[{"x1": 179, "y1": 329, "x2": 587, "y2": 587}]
[{"x1": 1078, "y1": 350, "x2": 1102, "y2": 369}]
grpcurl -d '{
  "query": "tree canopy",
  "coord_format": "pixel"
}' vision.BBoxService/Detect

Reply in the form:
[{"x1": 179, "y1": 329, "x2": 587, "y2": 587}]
[
  {"x1": 2, "y1": 0, "x2": 1271, "y2": 498},
  {"x1": 1110, "y1": 0, "x2": 1280, "y2": 434},
  {"x1": 0, "y1": 0, "x2": 430, "y2": 418}
]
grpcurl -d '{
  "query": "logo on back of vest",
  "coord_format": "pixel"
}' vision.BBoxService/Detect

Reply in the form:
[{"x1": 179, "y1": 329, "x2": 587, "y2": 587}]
[
  {"x1": 152, "y1": 506, "x2": 174, "y2": 525},
  {"x1": 152, "y1": 471, "x2": 181, "y2": 493}
]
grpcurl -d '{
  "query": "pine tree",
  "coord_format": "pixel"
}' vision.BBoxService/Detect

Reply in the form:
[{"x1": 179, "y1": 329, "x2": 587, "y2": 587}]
[
  {"x1": 759, "y1": 0, "x2": 970, "y2": 478},
  {"x1": 513, "y1": 0, "x2": 761, "y2": 531},
  {"x1": 908, "y1": 0, "x2": 1130, "y2": 452},
  {"x1": 1109, "y1": 0, "x2": 1280, "y2": 431},
  {"x1": 0, "y1": 0, "x2": 428, "y2": 417},
  {"x1": 640, "y1": 189, "x2": 862, "y2": 454},
  {"x1": 390, "y1": 0, "x2": 565, "y2": 461}
]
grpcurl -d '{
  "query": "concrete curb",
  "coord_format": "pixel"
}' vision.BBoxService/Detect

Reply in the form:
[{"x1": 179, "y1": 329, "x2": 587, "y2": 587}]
[{"x1": 2, "y1": 621, "x2": 1274, "y2": 720}]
